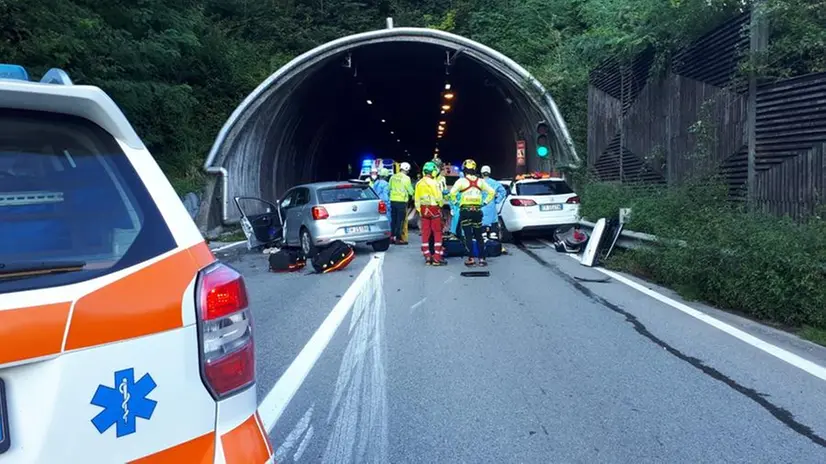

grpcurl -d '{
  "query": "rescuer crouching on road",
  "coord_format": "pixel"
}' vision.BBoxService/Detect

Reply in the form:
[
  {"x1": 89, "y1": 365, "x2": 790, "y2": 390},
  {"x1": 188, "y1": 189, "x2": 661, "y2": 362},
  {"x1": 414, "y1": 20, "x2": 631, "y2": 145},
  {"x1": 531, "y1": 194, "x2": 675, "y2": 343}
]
[
  {"x1": 415, "y1": 161, "x2": 446, "y2": 266},
  {"x1": 449, "y1": 159, "x2": 496, "y2": 267}
]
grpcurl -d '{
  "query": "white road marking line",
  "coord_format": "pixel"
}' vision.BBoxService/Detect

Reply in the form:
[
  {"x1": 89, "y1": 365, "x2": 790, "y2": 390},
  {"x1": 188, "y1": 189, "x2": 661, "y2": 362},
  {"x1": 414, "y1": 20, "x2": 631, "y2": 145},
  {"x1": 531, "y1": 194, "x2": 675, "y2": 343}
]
[
  {"x1": 258, "y1": 254, "x2": 385, "y2": 432},
  {"x1": 537, "y1": 239, "x2": 826, "y2": 382},
  {"x1": 323, "y1": 262, "x2": 389, "y2": 463},
  {"x1": 294, "y1": 425, "x2": 315, "y2": 461},
  {"x1": 410, "y1": 297, "x2": 427, "y2": 311},
  {"x1": 211, "y1": 240, "x2": 247, "y2": 252},
  {"x1": 274, "y1": 405, "x2": 314, "y2": 462}
]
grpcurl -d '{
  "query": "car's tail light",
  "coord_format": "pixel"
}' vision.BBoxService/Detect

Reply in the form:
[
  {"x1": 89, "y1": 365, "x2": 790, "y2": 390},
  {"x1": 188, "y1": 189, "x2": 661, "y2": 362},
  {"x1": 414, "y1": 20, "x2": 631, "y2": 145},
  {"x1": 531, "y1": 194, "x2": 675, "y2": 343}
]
[
  {"x1": 196, "y1": 262, "x2": 255, "y2": 400},
  {"x1": 336, "y1": 183, "x2": 354, "y2": 189},
  {"x1": 510, "y1": 198, "x2": 537, "y2": 207},
  {"x1": 566, "y1": 196, "x2": 581, "y2": 204},
  {"x1": 312, "y1": 206, "x2": 329, "y2": 220},
  {"x1": 378, "y1": 200, "x2": 387, "y2": 214}
]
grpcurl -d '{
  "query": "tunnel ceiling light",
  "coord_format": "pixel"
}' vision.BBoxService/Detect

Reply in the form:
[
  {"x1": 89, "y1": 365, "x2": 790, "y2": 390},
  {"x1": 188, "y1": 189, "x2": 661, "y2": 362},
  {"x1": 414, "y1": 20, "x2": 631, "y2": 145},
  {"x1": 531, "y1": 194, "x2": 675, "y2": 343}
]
[
  {"x1": 439, "y1": 121, "x2": 446, "y2": 125},
  {"x1": 381, "y1": 119, "x2": 386, "y2": 123},
  {"x1": 445, "y1": 83, "x2": 451, "y2": 90},
  {"x1": 390, "y1": 131, "x2": 394, "y2": 134},
  {"x1": 396, "y1": 139, "x2": 401, "y2": 142},
  {"x1": 440, "y1": 110, "x2": 446, "y2": 114},
  {"x1": 366, "y1": 99, "x2": 373, "y2": 105},
  {"x1": 441, "y1": 104, "x2": 451, "y2": 111},
  {"x1": 444, "y1": 92, "x2": 455, "y2": 99}
]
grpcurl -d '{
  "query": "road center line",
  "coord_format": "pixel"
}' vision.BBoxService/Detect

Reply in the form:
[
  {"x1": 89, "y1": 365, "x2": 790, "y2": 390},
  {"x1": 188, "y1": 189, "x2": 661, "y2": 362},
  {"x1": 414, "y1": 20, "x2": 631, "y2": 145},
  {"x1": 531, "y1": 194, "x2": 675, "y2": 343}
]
[
  {"x1": 258, "y1": 253, "x2": 385, "y2": 432},
  {"x1": 537, "y1": 239, "x2": 826, "y2": 382}
]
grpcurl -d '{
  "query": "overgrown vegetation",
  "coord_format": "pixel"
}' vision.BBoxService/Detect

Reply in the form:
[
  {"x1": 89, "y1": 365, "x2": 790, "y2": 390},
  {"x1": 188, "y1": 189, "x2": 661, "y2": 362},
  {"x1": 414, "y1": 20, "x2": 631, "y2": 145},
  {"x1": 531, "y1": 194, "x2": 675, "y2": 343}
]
[
  {"x1": 0, "y1": 0, "x2": 755, "y2": 193},
  {"x1": 580, "y1": 179, "x2": 826, "y2": 336},
  {"x1": 573, "y1": 1, "x2": 826, "y2": 344}
]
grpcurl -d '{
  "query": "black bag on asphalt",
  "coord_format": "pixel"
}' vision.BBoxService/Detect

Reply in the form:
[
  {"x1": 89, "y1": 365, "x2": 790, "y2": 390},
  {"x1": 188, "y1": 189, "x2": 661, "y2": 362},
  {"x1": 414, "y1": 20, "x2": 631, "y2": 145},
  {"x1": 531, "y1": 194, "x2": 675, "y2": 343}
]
[
  {"x1": 268, "y1": 249, "x2": 306, "y2": 272},
  {"x1": 311, "y1": 240, "x2": 356, "y2": 274},
  {"x1": 485, "y1": 239, "x2": 503, "y2": 257},
  {"x1": 443, "y1": 236, "x2": 466, "y2": 257}
]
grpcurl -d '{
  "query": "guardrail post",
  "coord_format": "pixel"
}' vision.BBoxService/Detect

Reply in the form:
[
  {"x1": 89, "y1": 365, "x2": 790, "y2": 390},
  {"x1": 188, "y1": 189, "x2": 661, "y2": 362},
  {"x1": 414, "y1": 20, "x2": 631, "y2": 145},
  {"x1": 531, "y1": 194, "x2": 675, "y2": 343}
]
[{"x1": 747, "y1": 1, "x2": 768, "y2": 210}]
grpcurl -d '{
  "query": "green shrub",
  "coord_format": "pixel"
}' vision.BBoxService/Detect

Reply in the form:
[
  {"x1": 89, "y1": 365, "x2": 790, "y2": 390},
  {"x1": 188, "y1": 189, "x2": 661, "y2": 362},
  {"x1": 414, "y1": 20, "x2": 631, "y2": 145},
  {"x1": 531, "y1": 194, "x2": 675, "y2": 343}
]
[{"x1": 583, "y1": 179, "x2": 826, "y2": 335}]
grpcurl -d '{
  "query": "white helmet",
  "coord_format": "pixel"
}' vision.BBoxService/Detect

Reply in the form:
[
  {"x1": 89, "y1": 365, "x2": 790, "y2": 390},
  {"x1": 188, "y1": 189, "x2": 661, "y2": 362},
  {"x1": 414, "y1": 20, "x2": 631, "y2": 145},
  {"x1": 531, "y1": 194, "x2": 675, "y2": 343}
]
[
  {"x1": 400, "y1": 162, "x2": 411, "y2": 172},
  {"x1": 481, "y1": 165, "x2": 491, "y2": 175}
]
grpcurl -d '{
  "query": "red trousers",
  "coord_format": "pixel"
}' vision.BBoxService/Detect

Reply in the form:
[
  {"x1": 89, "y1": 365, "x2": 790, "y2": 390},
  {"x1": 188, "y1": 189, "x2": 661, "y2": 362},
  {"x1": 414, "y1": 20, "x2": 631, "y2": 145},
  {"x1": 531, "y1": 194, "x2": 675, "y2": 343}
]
[{"x1": 420, "y1": 206, "x2": 443, "y2": 262}]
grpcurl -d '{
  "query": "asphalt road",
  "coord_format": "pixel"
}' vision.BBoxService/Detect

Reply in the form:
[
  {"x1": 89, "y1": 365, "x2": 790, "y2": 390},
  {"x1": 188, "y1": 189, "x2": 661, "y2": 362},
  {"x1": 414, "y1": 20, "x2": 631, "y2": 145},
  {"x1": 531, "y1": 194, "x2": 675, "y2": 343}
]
[{"x1": 218, "y1": 238, "x2": 826, "y2": 463}]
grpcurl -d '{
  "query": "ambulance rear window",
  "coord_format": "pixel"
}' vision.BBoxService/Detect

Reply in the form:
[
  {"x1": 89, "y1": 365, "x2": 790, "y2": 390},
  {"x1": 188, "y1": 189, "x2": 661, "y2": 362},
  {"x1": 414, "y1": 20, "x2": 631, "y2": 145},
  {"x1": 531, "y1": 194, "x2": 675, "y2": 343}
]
[{"x1": 0, "y1": 109, "x2": 176, "y2": 294}]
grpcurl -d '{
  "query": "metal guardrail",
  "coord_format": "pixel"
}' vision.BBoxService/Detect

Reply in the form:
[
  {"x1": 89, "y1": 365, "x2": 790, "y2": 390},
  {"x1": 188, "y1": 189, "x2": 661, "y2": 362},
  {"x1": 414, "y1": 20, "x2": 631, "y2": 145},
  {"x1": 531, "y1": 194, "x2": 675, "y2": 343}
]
[{"x1": 577, "y1": 220, "x2": 686, "y2": 249}]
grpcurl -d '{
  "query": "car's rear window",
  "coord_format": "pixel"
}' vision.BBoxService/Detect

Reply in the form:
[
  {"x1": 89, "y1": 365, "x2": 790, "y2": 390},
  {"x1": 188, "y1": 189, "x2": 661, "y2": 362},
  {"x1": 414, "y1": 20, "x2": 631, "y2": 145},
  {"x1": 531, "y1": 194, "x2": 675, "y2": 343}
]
[
  {"x1": 0, "y1": 109, "x2": 176, "y2": 294},
  {"x1": 516, "y1": 180, "x2": 574, "y2": 196},
  {"x1": 318, "y1": 185, "x2": 378, "y2": 203}
]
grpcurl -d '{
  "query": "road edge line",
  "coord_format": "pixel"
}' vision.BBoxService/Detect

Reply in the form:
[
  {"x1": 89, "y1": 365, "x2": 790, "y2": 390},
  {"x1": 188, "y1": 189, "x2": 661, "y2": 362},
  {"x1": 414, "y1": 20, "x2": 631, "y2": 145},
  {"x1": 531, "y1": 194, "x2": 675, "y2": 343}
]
[
  {"x1": 257, "y1": 253, "x2": 385, "y2": 432},
  {"x1": 537, "y1": 239, "x2": 826, "y2": 382}
]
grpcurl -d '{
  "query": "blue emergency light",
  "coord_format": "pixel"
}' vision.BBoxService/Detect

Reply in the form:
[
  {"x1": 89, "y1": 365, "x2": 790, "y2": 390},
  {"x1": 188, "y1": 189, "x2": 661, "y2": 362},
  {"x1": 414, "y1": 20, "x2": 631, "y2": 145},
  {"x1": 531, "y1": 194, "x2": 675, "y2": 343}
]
[{"x1": 0, "y1": 64, "x2": 29, "y2": 81}]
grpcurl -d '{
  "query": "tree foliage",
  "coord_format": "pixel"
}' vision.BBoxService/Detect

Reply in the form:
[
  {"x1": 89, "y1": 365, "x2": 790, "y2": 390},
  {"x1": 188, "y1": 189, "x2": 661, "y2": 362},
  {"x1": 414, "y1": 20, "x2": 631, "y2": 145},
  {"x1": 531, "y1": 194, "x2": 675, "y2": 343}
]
[{"x1": 1, "y1": 0, "x2": 821, "y2": 192}]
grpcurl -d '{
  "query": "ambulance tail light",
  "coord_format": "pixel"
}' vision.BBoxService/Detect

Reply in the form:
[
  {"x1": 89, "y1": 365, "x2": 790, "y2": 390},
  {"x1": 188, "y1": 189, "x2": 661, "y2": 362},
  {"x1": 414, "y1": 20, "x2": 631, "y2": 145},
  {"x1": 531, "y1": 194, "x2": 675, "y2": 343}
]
[
  {"x1": 378, "y1": 200, "x2": 387, "y2": 214},
  {"x1": 566, "y1": 196, "x2": 581, "y2": 204},
  {"x1": 196, "y1": 262, "x2": 255, "y2": 400}
]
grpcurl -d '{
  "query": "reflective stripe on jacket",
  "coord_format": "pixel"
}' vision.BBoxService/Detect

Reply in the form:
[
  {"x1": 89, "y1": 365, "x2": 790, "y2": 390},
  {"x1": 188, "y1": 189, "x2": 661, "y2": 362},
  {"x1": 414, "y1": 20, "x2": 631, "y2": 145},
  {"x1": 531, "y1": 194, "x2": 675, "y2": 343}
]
[
  {"x1": 389, "y1": 172, "x2": 414, "y2": 202},
  {"x1": 449, "y1": 175, "x2": 496, "y2": 207},
  {"x1": 414, "y1": 176, "x2": 444, "y2": 210}
]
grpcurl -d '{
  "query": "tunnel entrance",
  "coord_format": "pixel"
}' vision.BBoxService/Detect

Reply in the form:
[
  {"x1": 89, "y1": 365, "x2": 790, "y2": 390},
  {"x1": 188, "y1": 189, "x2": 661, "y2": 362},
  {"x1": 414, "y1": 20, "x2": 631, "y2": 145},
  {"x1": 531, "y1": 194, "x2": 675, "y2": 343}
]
[{"x1": 200, "y1": 26, "x2": 579, "y2": 229}]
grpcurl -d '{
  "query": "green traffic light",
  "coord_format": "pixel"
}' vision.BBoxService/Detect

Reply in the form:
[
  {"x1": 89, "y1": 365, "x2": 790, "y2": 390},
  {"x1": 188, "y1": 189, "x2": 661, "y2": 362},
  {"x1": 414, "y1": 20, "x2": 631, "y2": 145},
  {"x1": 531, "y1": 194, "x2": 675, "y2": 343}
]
[{"x1": 537, "y1": 146, "x2": 549, "y2": 158}]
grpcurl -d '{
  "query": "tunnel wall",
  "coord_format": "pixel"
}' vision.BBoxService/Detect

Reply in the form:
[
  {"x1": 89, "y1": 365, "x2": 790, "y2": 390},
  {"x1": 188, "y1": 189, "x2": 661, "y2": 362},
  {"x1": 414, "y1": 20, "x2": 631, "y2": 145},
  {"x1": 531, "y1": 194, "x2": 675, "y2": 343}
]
[{"x1": 199, "y1": 27, "x2": 581, "y2": 230}]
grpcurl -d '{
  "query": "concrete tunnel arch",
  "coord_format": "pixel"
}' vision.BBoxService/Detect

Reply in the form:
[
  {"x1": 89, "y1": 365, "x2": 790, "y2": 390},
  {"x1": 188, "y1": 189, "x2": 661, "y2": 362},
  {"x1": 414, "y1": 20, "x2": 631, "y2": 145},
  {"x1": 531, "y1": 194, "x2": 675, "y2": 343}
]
[{"x1": 198, "y1": 24, "x2": 580, "y2": 230}]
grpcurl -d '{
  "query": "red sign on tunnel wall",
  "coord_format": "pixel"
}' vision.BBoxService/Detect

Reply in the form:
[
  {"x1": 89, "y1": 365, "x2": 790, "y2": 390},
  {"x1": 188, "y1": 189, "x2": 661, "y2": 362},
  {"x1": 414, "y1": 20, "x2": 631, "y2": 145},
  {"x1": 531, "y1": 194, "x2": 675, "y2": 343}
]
[{"x1": 516, "y1": 140, "x2": 526, "y2": 167}]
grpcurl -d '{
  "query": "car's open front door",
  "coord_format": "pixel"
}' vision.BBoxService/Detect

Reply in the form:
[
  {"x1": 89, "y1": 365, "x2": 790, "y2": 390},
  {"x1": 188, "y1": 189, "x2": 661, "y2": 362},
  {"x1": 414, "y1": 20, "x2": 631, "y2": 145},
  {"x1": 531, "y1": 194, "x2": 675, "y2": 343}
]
[{"x1": 233, "y1": 196, "x2": 283, "y2": 249}]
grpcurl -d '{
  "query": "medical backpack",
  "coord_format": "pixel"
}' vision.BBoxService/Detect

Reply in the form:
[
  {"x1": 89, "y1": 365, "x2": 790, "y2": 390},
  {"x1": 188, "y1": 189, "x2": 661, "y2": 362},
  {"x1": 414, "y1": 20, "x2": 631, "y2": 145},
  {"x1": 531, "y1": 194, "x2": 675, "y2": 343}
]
[
  {"x1": 311, "y1": 240, "x2": 356, "y2": 274},
  {"x1": 268, "y1": 249, "x2": 306, "y2": 272}
]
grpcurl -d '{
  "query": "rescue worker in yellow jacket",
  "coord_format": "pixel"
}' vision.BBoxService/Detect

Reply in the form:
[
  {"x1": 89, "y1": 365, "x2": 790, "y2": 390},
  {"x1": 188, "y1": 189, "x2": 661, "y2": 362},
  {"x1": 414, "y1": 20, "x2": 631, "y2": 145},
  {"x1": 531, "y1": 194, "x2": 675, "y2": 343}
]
[
  {"x1": 389, "y1": 161, "x2": 414, "y2": 244},
  {"x1": 449, "y1": 159, "x2": 496, "y2": 266},
  {"x1": 414, "y1": 161, "x2": 446, "y2": 266}
]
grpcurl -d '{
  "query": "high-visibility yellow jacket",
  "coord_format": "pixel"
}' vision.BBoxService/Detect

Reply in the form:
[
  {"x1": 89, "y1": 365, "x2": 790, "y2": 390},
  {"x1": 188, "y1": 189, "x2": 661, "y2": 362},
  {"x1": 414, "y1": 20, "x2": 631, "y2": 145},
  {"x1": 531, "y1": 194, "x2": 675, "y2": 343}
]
[
  {"x1": 449, "y1": 175, "x2": 496, "y2": 207},
  {"x1": 389, "y1": 172, "x2": 414, "y2": 202},
  {"x1": 414, "y1": 176, "x2": 444, "y2": 210}
]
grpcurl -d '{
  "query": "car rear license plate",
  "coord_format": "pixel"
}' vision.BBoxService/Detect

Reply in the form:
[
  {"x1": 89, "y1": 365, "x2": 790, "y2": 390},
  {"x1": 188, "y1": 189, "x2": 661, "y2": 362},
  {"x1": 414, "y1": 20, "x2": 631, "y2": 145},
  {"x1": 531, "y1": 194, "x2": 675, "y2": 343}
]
[
  {"x1": 345, "y1": 225, "x2": 369, "y2": 234},
  {"x1": 0, "y1": 378, "x2": 9, "y2": 454},
  {"x1": 540, "y1": 204, "x2": 563, "y2": 211}
]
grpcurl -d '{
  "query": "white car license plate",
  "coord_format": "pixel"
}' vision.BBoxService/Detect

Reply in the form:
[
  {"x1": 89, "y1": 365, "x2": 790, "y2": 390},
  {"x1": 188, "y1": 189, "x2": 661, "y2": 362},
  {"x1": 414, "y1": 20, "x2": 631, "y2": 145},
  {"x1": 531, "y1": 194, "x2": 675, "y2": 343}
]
[
  {"x1": 345, "y1": 225, "x2": 369, "y2": 234},
  {"x1": 0, "y1": 378, "x2": 9, "y2": 454},
  {"x1": 540, "y1": 204, "x2": 563, "y2": 212}
]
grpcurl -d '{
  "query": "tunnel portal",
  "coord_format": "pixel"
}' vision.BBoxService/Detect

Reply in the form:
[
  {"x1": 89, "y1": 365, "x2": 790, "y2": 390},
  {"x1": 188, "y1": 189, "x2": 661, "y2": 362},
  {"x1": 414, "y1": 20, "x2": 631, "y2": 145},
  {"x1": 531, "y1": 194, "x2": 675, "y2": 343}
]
[{"x1": 200, "y1": 25, "x2": 579, "y2": 229}]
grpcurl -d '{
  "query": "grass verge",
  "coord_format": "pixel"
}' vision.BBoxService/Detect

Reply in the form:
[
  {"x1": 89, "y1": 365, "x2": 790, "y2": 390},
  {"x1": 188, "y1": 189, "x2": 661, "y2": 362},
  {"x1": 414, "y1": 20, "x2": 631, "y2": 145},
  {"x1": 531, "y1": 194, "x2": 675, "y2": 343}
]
[{"x1": 579, "y1": 179, "x2": 826, "y2": 347}]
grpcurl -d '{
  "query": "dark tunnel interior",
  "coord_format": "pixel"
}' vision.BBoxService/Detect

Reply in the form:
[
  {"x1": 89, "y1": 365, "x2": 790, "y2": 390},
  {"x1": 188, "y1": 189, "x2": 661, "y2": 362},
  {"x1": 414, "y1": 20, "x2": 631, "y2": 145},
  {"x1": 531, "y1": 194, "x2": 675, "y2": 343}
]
[
  {"x1": 204, "y1": 38, "x2": 571, "y2": 228},
  {"x1": 257, "y1": 41, "x2": 544, "y2": 203}
]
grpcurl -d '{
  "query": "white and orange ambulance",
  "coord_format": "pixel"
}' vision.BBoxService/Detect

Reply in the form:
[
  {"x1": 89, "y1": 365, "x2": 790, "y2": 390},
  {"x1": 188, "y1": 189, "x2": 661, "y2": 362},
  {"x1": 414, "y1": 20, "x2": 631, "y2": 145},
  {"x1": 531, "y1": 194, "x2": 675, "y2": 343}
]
[{"x1": 0, "y1": 64, "x2": 274, "y2": 463}]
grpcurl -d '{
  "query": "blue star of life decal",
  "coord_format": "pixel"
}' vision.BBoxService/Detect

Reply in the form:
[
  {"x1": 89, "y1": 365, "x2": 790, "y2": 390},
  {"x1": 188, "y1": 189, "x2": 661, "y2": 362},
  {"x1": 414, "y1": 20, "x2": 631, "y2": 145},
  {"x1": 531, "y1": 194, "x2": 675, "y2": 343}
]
[{"x1": 90, "y1": 368, "x2": 157, "y2": 438}]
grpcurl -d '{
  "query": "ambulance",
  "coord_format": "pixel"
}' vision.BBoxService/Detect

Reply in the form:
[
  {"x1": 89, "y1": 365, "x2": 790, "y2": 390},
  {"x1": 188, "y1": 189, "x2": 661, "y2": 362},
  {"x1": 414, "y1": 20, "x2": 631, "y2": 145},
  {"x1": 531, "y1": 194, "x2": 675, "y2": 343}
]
[
  {"x1": 0, "y1": 64, "x2": 274, "y2": 462},
  {"x1": 357, "y1": 158, "x2": 396, "y2": 181}
]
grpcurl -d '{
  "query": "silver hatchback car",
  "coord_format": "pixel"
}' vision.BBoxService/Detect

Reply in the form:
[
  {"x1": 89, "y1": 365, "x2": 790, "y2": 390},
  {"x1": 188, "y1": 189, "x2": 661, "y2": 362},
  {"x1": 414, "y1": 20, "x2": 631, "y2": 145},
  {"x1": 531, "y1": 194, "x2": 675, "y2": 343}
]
[{"x1": 235, "y1": 181, "x2": 391, "y2": 255}]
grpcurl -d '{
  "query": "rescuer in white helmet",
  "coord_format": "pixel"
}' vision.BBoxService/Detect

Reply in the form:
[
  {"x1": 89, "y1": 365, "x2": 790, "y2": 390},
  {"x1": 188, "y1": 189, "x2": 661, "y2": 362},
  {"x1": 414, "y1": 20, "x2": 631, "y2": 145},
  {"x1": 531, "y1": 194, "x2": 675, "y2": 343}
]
[
  {"x1": 389, "y1": 162, "x2": 414, "y2": 244},
  {"x1": 480, "y1": 165, "x2": 507, "y2": 239}
]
